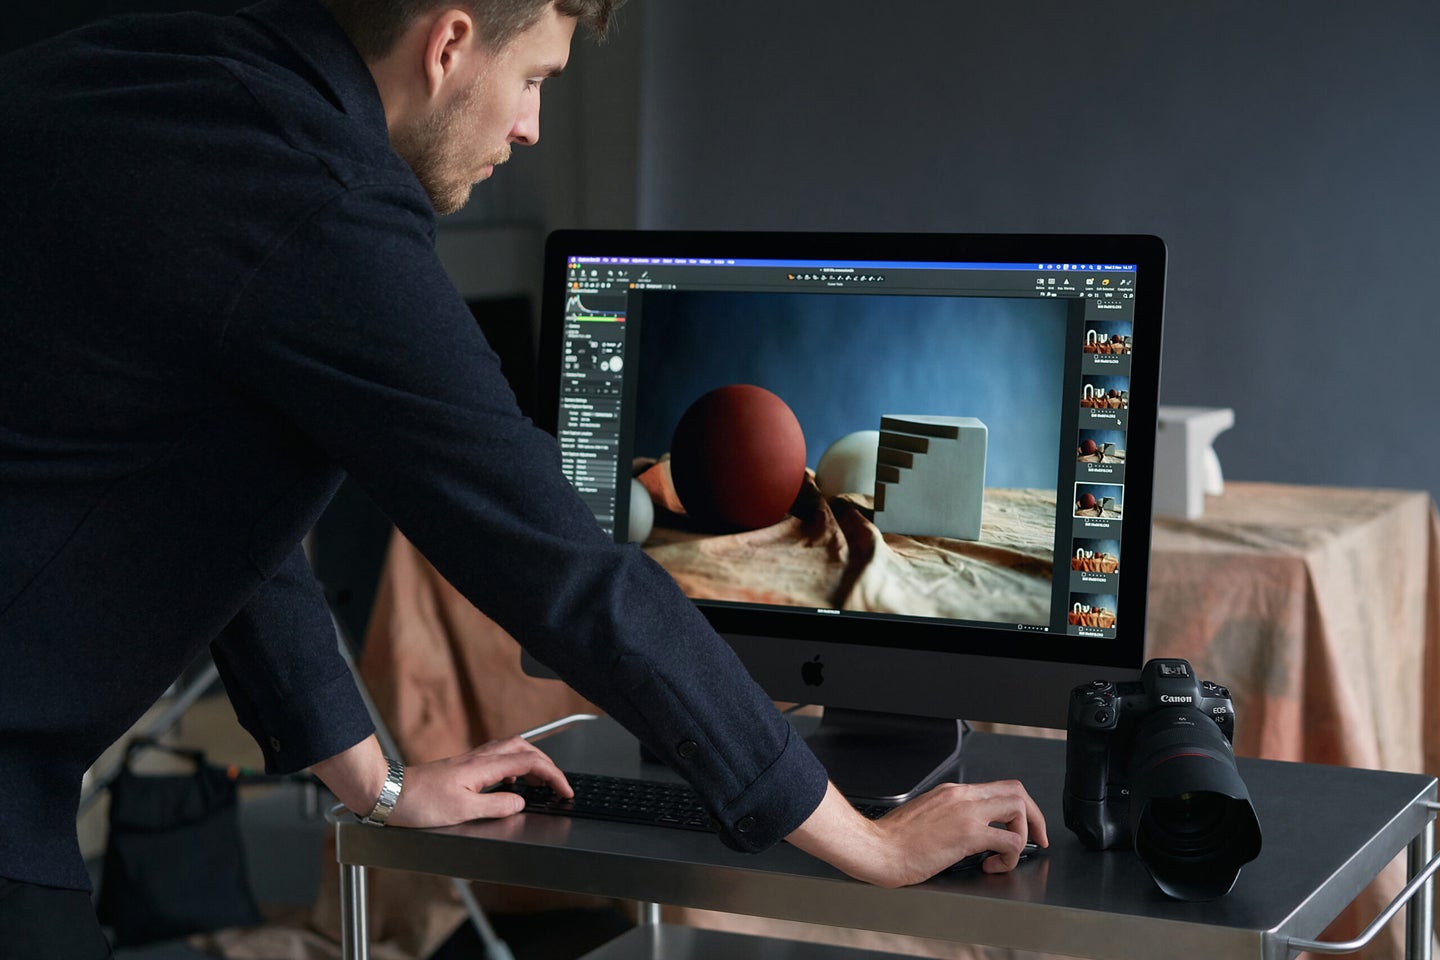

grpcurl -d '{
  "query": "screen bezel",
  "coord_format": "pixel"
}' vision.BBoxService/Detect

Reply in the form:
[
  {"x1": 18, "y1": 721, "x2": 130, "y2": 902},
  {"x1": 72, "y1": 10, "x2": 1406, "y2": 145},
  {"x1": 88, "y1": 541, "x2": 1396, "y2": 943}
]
[{"x1": 535, "y1": 230, "x2": 1165, "y2": 728}]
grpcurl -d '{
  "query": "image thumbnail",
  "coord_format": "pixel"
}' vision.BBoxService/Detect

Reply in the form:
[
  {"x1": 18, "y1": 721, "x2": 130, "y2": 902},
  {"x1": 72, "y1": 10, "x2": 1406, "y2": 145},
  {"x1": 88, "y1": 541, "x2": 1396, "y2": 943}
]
[
  {"x1": 1068, "y1": 593, "x2": 1118, "y2": 629},
  {"x1": 1076, "y1": 429, "x2": 1126, "y2": 464},
  {"x1": 1071, "y1": 538, "x2": 1121, "y2": 573},
  {"x1": 1083, "y1": 321, "x2": 1132, "y2": 355},
  {"x1": 1080, "y1": 376, "x2": 1129, "y2": 409},
  {"x1": 1074, "y1": 482, "x2": 1123, "y2": 518}
]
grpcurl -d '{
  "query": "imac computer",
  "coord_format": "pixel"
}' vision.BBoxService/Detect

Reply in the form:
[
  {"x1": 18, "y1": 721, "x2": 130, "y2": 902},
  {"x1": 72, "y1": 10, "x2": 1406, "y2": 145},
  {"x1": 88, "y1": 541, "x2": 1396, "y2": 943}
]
[{"x1": 533, "y1": 230, "x2": 1166, "y2": 803}]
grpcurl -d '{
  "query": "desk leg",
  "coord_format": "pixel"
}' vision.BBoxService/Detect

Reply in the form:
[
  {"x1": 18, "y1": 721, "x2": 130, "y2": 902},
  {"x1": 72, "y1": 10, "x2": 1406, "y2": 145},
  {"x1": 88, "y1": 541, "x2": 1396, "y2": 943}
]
[
  {"x1": 1409, "y1": 820, "x2": 1435, "y2": 960},
  {"x1": 340, "y1": 862, "x2": 370, "y2": 960}
]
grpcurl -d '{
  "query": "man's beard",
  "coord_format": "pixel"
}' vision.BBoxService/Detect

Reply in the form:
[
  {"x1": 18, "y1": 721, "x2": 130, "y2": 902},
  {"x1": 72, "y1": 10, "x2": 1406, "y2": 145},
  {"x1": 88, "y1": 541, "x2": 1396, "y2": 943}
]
[{"x1": 391, "y1": 77, "x2": 509, "y2": 215}]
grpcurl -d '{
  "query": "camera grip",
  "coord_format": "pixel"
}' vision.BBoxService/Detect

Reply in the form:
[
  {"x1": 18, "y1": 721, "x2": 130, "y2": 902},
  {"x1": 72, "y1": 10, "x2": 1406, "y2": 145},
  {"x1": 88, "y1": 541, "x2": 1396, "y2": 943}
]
[{"x1": 1065, "y1": 689, "x2": 1119, "y2": 801}]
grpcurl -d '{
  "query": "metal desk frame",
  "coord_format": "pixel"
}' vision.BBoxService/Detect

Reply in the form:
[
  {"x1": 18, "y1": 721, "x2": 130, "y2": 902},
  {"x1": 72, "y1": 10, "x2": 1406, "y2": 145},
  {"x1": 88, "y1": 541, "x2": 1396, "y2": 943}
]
[{"x1": 336, "y1": 717, "x2": 1438, "y2": 960}]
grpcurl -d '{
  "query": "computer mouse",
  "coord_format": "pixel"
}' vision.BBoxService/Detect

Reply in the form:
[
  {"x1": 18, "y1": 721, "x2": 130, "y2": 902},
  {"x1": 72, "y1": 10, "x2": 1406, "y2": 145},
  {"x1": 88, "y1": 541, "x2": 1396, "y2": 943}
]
[{"x1": 946, "y1": 842, "x2": 1039, "y2": 872}]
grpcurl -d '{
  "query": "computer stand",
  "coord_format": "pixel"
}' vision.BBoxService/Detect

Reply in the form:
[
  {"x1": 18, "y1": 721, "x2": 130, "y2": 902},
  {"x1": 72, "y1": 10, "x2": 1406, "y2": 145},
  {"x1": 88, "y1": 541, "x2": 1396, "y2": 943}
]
[{"x1": 804, "y1": 708, "x2": 966, "y2": 804}]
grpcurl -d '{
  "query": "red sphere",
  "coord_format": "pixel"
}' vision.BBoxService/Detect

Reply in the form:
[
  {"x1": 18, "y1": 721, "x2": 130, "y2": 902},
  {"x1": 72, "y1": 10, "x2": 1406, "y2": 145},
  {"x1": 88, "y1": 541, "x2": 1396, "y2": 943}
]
[
  {"x1": 670, "y1": 384, "x2": 806, "y2": 531},
  {"x1": 1079, "y1": 439, "x2": 1098, "y2": 456},
  {"x1": 1078, "y1": 492, "x2": 1097, "y2": 510}
]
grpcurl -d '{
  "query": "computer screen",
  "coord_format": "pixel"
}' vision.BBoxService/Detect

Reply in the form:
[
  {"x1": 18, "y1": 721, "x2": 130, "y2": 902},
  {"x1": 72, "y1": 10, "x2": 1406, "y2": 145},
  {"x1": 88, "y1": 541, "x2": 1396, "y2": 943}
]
[{"x1": 536, "y1": 230, "x2": 1166, "y2": 801}]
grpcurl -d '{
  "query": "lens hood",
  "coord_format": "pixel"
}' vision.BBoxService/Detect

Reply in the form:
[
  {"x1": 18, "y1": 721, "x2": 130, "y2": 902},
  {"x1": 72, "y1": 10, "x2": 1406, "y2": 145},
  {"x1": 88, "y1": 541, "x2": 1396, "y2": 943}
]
[{"x1": 1126, "y1": 708, "x2": 1262, "y2": 900}]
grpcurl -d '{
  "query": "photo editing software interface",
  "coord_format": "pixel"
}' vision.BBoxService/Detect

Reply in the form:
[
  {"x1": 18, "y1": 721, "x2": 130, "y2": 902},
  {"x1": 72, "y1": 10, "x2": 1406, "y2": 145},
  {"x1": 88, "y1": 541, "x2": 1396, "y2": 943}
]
[{"x1": 548, "y1": 242, "x2": 1149, "y2": 659}]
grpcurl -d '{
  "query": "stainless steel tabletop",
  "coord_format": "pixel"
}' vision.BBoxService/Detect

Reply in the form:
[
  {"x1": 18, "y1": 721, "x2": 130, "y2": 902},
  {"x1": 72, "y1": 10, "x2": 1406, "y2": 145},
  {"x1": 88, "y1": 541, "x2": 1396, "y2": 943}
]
[{"x1": 337, "y1": 717, "x2": 1437, "y2": 960}]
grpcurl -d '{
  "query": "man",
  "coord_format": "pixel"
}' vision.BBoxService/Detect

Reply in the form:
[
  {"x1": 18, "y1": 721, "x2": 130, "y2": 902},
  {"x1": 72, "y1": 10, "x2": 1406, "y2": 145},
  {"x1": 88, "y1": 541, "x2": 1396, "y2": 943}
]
[{"x1": 0, "y1": 0, "x2": 1045, "y2": 952}]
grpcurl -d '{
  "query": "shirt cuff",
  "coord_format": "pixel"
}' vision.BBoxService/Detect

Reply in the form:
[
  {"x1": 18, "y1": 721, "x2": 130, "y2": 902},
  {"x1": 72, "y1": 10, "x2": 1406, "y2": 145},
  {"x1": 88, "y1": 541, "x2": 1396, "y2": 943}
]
[
  {"x1": 710, "y1": 722, "x2": 829, "y2": 853},
  {"x1": 247, "y1": 668, "x2": 375, "y2": 774}
]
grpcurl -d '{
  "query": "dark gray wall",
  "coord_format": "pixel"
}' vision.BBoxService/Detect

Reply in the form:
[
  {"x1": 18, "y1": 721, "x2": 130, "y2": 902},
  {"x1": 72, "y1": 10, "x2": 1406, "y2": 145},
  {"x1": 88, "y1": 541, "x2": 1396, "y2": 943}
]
[{"x1": 631, "y1": 3, "x2": 1440, "y2": 505}]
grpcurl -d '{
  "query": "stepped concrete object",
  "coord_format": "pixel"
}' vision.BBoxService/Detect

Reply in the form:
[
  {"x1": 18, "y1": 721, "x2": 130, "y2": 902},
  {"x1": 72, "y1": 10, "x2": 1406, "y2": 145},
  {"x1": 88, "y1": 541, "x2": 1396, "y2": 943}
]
[{"x1": 873, "y1": 415, "x2": 988, "y2": 541}]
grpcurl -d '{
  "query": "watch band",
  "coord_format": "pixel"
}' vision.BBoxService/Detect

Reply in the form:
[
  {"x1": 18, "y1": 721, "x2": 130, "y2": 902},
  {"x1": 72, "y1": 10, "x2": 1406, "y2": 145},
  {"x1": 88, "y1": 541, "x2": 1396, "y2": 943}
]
[{"x1": 359, "y1": 756, "x2": 404, "y2": 826}]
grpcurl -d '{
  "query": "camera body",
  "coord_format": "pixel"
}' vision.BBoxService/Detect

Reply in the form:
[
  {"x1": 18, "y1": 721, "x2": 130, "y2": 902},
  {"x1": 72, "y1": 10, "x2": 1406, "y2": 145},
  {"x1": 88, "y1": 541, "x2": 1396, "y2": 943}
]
[
  {"x1": 1063, "y1": 658, "x2": 1260, "y2": 900},
  {"x1": 1064, "y1": 658, "x2": 1237, "y2": 849}
]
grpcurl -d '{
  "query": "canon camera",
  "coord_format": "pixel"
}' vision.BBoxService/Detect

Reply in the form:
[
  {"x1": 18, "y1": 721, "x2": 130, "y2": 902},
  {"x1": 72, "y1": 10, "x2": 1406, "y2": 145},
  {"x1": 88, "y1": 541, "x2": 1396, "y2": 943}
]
[{"x1": 1064, "y1": 658, "x2": 1262, "y2": 901}]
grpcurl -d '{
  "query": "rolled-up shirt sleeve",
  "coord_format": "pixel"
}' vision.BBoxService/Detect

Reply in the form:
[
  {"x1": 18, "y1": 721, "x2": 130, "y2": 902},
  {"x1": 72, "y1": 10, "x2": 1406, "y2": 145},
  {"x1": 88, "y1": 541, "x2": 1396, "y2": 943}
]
[{"x1": 218, "y1": 184, "x2": 828, "y2": 851}]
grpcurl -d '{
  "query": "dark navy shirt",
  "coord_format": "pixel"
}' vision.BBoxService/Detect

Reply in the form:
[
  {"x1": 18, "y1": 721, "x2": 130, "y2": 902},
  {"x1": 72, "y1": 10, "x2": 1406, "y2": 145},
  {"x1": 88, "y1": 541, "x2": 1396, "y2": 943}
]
[{"x1": 0, "y1": 0, "x2": 827, "y2": 890}]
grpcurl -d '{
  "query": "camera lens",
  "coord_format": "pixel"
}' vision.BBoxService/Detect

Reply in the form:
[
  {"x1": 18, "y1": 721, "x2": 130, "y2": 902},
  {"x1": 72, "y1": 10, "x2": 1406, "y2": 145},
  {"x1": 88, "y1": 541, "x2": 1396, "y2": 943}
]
[
  {"x1": 1141, "y1": 791, "x2": 1245, "y2": 857},
  {"x1": 1126, "y1": 709, "x2": 1262, "y2": 900}
]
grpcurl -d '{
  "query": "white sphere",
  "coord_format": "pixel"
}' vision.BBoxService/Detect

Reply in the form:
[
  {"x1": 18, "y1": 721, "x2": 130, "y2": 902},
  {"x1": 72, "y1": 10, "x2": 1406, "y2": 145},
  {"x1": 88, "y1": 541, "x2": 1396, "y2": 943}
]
[
  {"x1": 815, "y1": 430, "x2": 881, "y2": 498},
  {"x1": 628, "y1": 478, "x2": 655, "y2": 543}
]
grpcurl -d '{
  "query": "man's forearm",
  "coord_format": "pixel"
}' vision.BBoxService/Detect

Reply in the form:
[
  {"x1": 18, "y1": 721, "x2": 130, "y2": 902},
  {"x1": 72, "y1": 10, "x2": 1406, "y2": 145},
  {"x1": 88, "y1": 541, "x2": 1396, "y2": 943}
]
[
  {"x1": 785, "y1": 781, "x2": 891, "y2": 883},
  {"x1": 787, "y1": 777, "x2": 1048, "y2": 888},
  {"x1": 310, "y1": 733, "x2": 389, "y2": 817}
]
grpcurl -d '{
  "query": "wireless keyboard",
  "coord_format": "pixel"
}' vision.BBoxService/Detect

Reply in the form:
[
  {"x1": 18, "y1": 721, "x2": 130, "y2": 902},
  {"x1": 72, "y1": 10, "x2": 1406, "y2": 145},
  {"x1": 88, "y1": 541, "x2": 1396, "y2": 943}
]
[
  {"x1": 502, "y1": 772, "x2": 1037, "y2": 872},
  {"x1": 502, "y1": 771, "x2": 892, "y2": 833}
]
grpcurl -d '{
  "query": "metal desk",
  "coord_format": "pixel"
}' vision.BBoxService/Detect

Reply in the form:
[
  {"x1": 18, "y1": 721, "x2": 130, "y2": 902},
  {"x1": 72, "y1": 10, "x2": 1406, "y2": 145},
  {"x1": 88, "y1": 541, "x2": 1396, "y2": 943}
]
[{"x1": 336, "y1": 717, "x2": 1438, "y2": 960}]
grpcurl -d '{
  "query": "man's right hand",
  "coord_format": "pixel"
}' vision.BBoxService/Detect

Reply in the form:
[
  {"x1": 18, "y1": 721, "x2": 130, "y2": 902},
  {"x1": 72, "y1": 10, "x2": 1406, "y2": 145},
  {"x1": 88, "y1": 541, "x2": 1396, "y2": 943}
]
[{"x1": 786, "y1": 778, "x2": 1048, "y2": 888}]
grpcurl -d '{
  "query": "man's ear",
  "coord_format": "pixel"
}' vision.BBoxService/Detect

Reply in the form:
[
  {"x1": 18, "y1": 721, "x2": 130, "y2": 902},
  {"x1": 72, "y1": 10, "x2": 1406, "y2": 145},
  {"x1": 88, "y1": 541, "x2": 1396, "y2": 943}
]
[{"x1": 421, "y1": 9, "x2": 479, "y2": 99}]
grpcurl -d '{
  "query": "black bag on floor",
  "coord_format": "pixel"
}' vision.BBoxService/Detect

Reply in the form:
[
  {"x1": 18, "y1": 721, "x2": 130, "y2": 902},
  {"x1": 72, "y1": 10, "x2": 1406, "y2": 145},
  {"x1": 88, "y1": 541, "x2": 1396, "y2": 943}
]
[{"x1": 94, "y1": 740, "x2": 263, "y2": 946}]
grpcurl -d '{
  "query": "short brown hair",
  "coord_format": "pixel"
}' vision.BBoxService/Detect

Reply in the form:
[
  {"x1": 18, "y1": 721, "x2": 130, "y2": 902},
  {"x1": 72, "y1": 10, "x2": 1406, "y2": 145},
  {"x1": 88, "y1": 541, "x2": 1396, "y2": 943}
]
[{"x1": 321, "y1": 0, "x2": 621, "y2": 60}]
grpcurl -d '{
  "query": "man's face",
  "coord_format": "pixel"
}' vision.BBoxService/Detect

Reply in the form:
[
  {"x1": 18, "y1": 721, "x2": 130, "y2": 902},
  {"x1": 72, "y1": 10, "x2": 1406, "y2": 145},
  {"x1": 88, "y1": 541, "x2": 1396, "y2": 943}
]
[{"x1": 393, "y1": 5, "x2": 576, "y2": 215}]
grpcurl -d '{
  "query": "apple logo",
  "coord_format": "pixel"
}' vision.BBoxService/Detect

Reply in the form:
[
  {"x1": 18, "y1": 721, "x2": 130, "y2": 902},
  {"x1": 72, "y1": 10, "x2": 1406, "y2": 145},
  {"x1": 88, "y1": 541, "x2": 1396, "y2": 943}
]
[{"x1": 801, "y1": 655, "x2": 825, "y2": 687}]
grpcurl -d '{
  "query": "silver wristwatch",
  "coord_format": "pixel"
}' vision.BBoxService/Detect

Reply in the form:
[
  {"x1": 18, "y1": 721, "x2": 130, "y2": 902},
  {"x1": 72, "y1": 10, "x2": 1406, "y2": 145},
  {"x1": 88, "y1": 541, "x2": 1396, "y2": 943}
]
[{"x1": 358, "y1": 756, "x2": 404, "y2": 826}]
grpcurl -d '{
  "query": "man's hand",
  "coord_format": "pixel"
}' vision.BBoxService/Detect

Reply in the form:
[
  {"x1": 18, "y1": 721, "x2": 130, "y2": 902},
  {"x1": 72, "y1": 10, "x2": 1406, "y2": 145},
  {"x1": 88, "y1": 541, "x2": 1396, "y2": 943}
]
[
  {"x1": 786, "y1": 779, "x2": 1048, "y2": 888},
  {"x1": 386, "y1": 736, "x2": 573, "y2": 827},
  {"x1": 311, "y1": 733, "x2": 572, "y2": 828}
]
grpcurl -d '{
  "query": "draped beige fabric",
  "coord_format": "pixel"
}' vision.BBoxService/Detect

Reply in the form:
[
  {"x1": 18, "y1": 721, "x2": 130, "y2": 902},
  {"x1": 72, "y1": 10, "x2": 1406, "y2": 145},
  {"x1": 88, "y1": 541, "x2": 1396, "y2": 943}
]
[{"x1": 637, "y1": 460, "x2": 1056, "y2": 623}]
